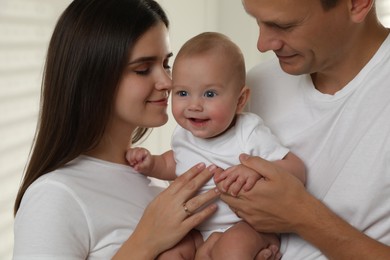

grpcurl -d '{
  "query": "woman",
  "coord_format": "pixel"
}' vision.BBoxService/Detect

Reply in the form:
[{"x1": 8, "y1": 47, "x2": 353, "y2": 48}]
[{"x1": 12, "y1": 0, "x2": 220, "y2": 258}]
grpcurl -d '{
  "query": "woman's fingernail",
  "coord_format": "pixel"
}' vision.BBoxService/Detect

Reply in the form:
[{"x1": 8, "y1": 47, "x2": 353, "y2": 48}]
[
  {"x1": 208, "y1": 164, "x2": 216, "y2": 171},
  {"x1": 197, "y1": 162, "x2": 206, "y2": 169},
  {"x1": 210, "y1": 203, "x2": 218, "y2": 211},
  {"x1": 214, "y1": 188, "x2": 221, "y2": 194},
  {"x1": 240, "y1": 153, "x2": 250, "y2": 161},
  {"x1": 263, "y1": 250, "x2": 272, "y2": 259}
]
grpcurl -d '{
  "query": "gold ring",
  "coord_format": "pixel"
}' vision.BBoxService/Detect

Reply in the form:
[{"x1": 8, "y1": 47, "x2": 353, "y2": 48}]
[{"x1": 183, "y1": 202, "x2": 192, "y2": 216}]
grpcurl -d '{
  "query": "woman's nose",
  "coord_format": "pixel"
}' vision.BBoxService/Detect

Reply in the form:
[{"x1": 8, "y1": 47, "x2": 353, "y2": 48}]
[{"x1": 155, "y1": 69, "x2": 172, "y2": 90}]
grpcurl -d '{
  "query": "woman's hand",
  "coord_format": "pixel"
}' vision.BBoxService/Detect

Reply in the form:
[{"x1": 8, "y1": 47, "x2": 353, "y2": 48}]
[{"x1": 114, "y1": 163, "x2": 221, "y2": 259}]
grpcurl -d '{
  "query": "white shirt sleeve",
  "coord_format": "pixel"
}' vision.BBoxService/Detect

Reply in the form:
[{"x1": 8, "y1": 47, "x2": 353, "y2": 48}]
[
  {"x1": 13, "y1": 179, "x2": 90, "y2": 260},
  {"x1": 239, "y1": 113, "x2": 289, "y2": 161}
]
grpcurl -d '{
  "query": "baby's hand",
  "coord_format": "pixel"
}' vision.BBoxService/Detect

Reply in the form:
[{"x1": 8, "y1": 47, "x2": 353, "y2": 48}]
[
  {"x1": 126, "y1": 147, "x2": 153, "y2": 173},
  {"x1": 214, "y1": 166, "x2": 262, "y2": 196}
]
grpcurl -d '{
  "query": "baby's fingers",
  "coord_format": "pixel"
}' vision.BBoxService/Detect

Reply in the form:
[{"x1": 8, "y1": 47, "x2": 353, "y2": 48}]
[
  {"x1": 214, "y1": 170, "x2": 228, "y2": 183},
  {"x1": 243, "y1": 177, "x2": 258, "y2": 191},
  {"x1": 227, "y1": 177, "x2": 246, "y2": 196},
  {"x1": 220, "y1": 175, "x2": 238, "y2": 193},
  {"x1": 126, "y1": 149, "x2": 138, "y2": 165},
  {"x1": 135, "y1": 149, "x2": 148, "y2": 162}
]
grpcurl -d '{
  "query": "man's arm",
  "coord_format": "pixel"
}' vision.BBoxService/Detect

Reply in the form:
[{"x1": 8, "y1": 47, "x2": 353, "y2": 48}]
[
  {"x1": 273, "y1": 152, "x2": 306, "y2": 184},
  {"x1": 218, "y1": 154, "x2": 390, "y2": 259}
]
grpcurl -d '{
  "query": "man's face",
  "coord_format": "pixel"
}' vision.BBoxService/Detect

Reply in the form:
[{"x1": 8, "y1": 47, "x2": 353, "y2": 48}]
[{"x1": 242, "y1": 0, "x2": 352, "y2": 76}]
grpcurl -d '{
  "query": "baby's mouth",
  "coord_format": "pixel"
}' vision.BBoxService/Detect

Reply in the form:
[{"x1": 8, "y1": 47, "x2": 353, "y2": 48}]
[{"x1": 189, "y1": 118, "x2": 209, "y2": 123}]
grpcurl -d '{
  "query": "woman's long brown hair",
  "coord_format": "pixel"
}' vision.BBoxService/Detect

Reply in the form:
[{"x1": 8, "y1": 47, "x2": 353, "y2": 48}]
[{"x1": 14, "y1": 0, "x2": 169, "y2": 215}]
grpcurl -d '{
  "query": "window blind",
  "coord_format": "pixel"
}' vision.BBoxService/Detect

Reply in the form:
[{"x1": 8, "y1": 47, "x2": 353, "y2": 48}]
[{"x1": 0, "y1": 1, "x2": 71, "y2": 259}]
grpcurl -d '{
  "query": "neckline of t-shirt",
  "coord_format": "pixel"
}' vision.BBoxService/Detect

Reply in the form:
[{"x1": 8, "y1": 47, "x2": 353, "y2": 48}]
[
  {"x1": 303, "y1": 33, "x2": 390, "y2": 103},
  {"x1": 186, "y1": 121, "x2": 237, "y2": 148},
  {"x1": 74, "y1": 155, "x2": 134, "y2": 172}
]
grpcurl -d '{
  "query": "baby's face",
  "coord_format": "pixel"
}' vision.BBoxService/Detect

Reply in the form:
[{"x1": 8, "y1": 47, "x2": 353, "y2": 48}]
[{"x1": 171, "y1": 53, "x2": 242, "y2": 139}]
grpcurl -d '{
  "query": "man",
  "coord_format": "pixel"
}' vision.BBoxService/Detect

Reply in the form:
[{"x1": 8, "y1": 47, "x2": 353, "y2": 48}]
[{"x1": 216, "y1": 0, "x2": 390, "y2": 259}]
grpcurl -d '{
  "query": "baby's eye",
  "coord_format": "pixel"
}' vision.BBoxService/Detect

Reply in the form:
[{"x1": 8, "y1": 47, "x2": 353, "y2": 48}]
[
  {"x1": 176, "y1": 90, "x2": 188, "y2": 97},
  {"x1": 204, "y1": 90, "x2": 217, "y2": 98}
]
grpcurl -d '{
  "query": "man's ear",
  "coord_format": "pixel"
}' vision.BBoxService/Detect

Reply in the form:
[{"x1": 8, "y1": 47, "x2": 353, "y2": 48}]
[
  {"x1": 236, "y1": 86, "x2": 250, "y2": 113},
  {"x1": 349, "y1": 0, "x2": 374, "y2": 23}
]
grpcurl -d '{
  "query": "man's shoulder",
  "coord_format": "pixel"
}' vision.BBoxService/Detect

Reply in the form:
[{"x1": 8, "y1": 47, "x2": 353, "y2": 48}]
[
  {"x1": 248, "y1": 57, "x2": 280, "y2": 74},
  {"x1": 247, "y1": 58, "x2": 295, "y2": 86}
]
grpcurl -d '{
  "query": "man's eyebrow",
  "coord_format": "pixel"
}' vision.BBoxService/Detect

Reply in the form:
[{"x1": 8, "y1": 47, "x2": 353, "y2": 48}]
[{"x1": 128, "y1": 52, "x2": 173, "y2": 65}]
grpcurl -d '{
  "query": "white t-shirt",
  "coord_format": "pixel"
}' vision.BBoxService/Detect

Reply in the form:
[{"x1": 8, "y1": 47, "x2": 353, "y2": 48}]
[
  {"x1": 247, "y1": 35, "x2": 390, "y2": 259},
  {"x1": 172, "y1": 112, "x2": 289, "y2": 235},
  {"x1": 13, "y1": 156, "x2": 162, "y2": 260}
]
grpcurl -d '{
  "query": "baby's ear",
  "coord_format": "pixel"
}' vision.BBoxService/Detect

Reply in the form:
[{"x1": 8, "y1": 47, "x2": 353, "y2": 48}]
[{"x1": 236, "y1": 86, "x2": 250, "y2": 113}]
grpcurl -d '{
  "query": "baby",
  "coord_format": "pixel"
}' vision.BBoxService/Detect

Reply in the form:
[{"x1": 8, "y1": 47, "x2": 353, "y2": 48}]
[{"x1": 127, "y1": 32, "x2": 305, "y2": 259}]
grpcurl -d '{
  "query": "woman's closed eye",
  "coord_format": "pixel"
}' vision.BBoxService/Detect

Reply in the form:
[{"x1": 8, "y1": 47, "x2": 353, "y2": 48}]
[
  {"x1": 134, "y1": 68, "x2": 150, "y2": 75},
  {"x1": 131, "y1": 63, "x2": 152, "y2": 75}
]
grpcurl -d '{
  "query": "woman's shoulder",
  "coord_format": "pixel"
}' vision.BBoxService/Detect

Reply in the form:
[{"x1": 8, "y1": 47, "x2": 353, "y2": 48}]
[
  {"x1": 18, "y1": 166, "x2": 91, "y2": 220},
  {"x1": 14, "y1": 171, "x2": 91, "y2": 258},
  {"x1": 21, "y1": 156, "x2": 147, "y2": 210}
]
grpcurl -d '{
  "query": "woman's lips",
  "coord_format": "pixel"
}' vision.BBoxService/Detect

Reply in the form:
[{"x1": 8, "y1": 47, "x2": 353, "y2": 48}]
[{"x1": 147, "y1": 98, "x2": 168, "y2": 106}]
